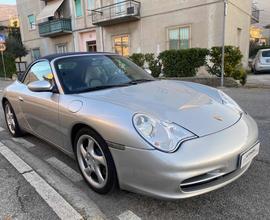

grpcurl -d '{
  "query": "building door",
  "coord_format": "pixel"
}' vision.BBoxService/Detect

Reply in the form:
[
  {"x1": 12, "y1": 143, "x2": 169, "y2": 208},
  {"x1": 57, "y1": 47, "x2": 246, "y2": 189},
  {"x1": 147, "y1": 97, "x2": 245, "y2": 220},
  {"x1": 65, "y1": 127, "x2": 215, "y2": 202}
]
[{"x1": 86, "y1": 41, "x2": 97, "y2": 52}]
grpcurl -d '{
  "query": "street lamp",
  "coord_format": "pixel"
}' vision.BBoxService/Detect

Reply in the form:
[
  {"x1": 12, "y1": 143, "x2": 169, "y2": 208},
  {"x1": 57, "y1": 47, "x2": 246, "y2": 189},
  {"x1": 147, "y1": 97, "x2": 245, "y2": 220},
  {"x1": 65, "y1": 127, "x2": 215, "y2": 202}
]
[{"x1": 221, "y1": 0, "x2": 228, "y2": 87}]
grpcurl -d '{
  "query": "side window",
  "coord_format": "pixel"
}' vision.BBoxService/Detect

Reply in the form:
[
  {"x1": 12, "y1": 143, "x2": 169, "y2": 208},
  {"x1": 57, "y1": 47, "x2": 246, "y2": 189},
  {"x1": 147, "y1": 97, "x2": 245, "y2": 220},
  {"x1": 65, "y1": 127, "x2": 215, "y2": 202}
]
[{"x1": 23, "y1": 61, "x2": 52, "y2": 85}]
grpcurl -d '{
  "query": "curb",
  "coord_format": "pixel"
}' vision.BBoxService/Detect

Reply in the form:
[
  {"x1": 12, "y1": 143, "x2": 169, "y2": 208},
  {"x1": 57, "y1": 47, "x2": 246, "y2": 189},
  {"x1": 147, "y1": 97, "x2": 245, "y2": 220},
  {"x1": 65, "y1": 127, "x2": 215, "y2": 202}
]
[{"x1": 244, "y1": 84, "x2": 270, "y2": 89}]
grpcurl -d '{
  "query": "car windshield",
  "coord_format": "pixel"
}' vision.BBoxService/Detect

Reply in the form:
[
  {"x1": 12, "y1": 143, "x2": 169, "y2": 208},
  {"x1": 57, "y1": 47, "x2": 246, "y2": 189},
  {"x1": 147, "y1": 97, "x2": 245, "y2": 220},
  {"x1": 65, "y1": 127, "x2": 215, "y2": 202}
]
[
  {"x1": 262, "y1": 50, "x2": 270, "y2": 58},
  {"x1": 54, "y1": 55, "x2": 155, "y2": 94}
]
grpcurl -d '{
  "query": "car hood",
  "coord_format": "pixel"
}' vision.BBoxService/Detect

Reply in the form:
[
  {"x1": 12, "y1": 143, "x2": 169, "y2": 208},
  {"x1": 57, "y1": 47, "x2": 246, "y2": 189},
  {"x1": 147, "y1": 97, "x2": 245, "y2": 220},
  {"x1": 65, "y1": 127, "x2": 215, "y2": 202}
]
[{"x1": 79, "y1": 80, "x2": 241, "y2": 137}]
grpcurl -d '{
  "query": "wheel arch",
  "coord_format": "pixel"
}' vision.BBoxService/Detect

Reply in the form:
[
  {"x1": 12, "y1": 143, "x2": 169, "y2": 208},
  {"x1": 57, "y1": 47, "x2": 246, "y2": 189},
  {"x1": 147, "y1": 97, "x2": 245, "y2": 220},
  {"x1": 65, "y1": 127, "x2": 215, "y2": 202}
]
[
  {"x1": 2, "y1": 97, "x2": 8, "y2": 108},
  {"x1": 71, "y1": 122, "x2": 120, "y2": 188},
  {"x1": 71, "y1": 123, "x2": 105, "y2": 151}
]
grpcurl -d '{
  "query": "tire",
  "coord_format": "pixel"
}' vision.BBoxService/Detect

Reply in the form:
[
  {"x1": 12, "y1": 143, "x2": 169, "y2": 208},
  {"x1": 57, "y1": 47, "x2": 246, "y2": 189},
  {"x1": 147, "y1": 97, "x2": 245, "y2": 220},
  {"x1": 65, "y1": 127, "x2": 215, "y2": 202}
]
[
  {"x1": 3, "y1": 101, "x2": 23, "y2": 137},
  {"x1": 74, "y1": 127, "x2": 118, "y2": 194}
]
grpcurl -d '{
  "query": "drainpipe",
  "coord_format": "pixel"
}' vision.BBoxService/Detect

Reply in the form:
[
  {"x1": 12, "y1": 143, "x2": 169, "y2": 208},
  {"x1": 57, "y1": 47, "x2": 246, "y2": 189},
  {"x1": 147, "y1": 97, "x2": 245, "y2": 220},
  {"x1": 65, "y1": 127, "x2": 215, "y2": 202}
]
[{"x1": 221, "y1": 0, "x2": 228, "y2": 87}]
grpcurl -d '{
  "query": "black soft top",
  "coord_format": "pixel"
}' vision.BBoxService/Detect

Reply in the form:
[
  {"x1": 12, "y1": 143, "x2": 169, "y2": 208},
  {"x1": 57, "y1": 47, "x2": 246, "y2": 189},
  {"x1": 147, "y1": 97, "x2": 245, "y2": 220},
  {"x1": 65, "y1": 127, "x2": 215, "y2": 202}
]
[{"x1": 41, "y1": 52, "x2": 116, "y2": 62}]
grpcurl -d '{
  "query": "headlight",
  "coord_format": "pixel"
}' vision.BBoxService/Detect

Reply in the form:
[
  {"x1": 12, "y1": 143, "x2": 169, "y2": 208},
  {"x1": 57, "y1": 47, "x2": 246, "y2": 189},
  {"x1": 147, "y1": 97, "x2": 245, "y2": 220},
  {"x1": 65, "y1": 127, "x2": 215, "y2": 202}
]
[
  {"x1": 218, "y1": 90, "x2": 243, "y2": 114},
  {"x1": 133, "y1": 114, "x2": 197, "y2": 152}
]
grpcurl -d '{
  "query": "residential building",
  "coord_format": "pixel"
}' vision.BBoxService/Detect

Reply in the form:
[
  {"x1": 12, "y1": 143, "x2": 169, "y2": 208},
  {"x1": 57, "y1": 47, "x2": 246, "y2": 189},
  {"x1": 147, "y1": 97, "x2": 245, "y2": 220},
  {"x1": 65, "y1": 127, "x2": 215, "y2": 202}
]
[{"x1": 17, "y1": 0, "x2": 253, "y2": 67}]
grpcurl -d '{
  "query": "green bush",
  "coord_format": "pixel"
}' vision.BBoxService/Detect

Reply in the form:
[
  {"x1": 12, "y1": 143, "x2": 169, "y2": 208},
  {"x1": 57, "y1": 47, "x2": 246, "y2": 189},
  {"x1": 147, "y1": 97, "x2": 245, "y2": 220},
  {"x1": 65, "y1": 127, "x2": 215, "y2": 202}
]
[
  {"x1": 232, "y1": 65, "x2": 247, "y2": 85},
  {"x1": 145, "y1": 53, "x2": 162, "y2": 78},
  {"x1": 158, "y1": 48, "x2": 209, "y2": 77},
  {"x1": 0, "y1": 53, "x2": 16, "y2": 78},
  {"x1": 129, "y1": 53, "x2": 145, "y2": 68},
  {"x1": 207, "y1": 46, "x2": 242, "y2": 76}
]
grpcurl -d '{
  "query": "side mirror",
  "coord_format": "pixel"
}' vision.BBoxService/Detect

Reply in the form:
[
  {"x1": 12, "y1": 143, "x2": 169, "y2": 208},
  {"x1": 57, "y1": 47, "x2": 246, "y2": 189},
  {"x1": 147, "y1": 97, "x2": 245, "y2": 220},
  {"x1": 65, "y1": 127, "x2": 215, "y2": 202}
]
[{"x1": 28, "y1": 80, "x2": 53, "y2": 92}]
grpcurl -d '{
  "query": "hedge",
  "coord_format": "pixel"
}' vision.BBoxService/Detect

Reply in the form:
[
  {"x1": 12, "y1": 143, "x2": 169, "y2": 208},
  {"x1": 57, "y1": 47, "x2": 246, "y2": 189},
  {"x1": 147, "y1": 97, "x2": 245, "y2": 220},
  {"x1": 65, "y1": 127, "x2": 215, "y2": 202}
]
[
  {"x1": 129, "y1": 53, "x2": 145, "y2": 68},
  {"x1": 158, "y1": 48, "x2": 209, "y2": 77},
  {"x1": 129, "y1": 53, "x2": 162, "y2": 77}
]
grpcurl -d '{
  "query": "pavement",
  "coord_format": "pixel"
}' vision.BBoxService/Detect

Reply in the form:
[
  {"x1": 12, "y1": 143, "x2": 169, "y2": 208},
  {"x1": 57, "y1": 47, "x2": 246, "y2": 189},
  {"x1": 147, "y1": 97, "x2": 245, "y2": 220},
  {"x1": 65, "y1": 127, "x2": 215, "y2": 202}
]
[
  {"x1": 246, "y1": 73, "x2": 270, "y2": 88},
  {"x1": 0, "y1": 79, "x2": 270, "y2": 220}
]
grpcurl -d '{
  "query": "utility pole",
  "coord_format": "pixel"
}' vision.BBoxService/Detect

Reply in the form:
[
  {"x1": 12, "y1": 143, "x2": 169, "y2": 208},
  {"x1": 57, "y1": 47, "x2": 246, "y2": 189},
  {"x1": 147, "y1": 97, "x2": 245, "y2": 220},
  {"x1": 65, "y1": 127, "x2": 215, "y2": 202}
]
[{"x1": 221, "y1": 0, "x2": 228, "y2": 87}]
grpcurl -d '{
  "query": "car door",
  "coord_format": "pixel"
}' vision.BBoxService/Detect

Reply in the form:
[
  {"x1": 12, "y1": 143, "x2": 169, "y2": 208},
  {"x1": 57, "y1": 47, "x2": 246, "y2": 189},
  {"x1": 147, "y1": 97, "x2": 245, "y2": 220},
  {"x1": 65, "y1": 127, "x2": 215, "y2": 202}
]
[{"x1": 19, "y1": 61, "x2": 63, "y2": 147}]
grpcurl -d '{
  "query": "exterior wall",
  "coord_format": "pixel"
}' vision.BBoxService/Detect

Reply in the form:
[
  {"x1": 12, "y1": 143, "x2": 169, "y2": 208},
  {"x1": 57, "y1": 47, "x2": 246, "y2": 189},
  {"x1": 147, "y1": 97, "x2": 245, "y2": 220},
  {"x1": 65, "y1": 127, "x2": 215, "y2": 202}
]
[
  {"x1": 16, "y1": 0, "x2": 76, "y2": 64},
  {"x1": 225, "y1": 0, "x2": 252, "y2": 67},
  {"x1": 17, "y1": 0, "x2": 252, "y2": 68},
  {"x1": 97, "y1": 0, "x2": 251, "y2": 67},
  {"x1": 71, "y1": 0, "x2": 97, "y2": 52},
  {"x1": 100, "y1": 0, "x2": 218, "y2": 55}
]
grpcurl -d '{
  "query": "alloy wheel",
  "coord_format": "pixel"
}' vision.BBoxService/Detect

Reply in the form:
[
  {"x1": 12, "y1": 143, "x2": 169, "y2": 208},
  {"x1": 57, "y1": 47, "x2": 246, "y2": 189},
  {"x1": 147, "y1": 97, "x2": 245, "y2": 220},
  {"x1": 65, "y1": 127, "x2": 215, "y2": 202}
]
[
  {"x1": 77, "y1": 134, "x2": 108, "y2": 189},
  {"x1": 5, "y1": 103, "x2": 16, "y2": 134}
]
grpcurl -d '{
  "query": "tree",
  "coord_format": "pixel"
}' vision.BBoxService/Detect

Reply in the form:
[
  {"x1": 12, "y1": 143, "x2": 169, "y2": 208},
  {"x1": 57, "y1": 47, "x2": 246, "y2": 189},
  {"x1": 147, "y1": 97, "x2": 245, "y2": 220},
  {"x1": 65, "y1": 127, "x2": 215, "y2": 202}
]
[
  {"x1": 6, "y1": 21, "x2": 28, "y2": 62},
  {"x1": 5, "y1": 36, "x2": 28, "y2": 62}
]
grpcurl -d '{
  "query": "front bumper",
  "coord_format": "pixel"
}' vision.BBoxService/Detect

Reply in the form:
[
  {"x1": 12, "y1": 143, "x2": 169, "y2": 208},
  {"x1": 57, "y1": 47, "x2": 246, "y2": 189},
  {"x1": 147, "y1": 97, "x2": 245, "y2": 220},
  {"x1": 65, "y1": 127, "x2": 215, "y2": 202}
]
[{"x1": 109, "y1": 113, "x2": 259, "y2": 199}]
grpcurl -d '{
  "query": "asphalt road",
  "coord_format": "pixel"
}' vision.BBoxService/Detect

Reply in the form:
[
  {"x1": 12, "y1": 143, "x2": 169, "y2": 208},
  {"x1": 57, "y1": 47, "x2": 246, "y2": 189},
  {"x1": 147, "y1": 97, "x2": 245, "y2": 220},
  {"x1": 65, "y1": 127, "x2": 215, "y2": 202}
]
[{"x1": 0, "y1": 79, "x2": 269, "y2": 220}]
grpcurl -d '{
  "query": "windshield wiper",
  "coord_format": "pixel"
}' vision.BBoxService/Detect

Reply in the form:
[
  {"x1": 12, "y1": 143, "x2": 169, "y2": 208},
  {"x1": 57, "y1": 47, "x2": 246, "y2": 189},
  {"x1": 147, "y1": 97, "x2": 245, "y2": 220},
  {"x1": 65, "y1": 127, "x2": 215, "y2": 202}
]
[
  {"x1": 76, "y1": 79, "x2": 155, "y2": 93},
  {"x1": 77, "y1": 84, "x2": 132, "y2": 93}
]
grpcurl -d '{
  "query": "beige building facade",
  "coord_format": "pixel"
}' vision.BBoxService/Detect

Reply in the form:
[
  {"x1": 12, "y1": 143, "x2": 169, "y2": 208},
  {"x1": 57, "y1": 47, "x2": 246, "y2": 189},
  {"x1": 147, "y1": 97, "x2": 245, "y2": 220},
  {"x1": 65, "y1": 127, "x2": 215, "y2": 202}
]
[{"x1": 16, "y1": 0, "x2": 252, "y2": 67}]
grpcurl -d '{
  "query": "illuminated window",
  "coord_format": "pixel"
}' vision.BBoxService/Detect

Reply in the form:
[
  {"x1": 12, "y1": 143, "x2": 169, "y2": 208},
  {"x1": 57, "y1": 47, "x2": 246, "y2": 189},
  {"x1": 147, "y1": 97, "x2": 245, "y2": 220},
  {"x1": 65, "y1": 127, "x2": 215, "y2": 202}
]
[
  {"x1": 168, "y1": 26, "x2": 190, "y2": 50},
  {"x1": 113, "y1": 35, "x2": 129, "y2": 56}
]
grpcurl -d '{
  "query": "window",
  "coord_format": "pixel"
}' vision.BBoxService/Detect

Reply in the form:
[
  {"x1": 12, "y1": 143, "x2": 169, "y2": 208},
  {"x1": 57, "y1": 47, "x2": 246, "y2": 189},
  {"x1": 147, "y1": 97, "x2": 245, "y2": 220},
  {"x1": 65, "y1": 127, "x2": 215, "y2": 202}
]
[
  {"x1": 113, "y1": 35, "x2": 129, "y2": 56},
  {"x1": 75, "y1": 0, "x2": 83, "y2": 17},
  {"x1": 23, "y1": 61, "x2": 52, "y2": 85},
  {"x1": 56, "y1": 44, "x2": 68, "y2": 53},
  {"x1": 28, "y1": 15, "x2": 36, "y2": 30},
  {"x1": 262, "y1": 50, "x2": 270, "y2": 57},
  {"x1": 86, "y1": 41, "x2": 97, "y2": 52},
  {"x1": 115, "y1": 0, "x2": 125, "y2": 14},
  {"x1": 88, "y1": 0, "x2": 95, "y2": 10},
  {"x1": 31, "y1": 48, "x2": 41, "y2": 61},
  {"x1": 168, "y1": 26, "x2": 190, "y2": 50}
]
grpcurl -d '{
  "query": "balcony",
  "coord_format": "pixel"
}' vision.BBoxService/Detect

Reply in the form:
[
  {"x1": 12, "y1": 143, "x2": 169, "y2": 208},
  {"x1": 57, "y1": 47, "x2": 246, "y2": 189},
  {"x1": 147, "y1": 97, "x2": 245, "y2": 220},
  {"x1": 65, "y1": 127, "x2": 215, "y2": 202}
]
[
  {"x1": 38, "y1": 18, "x2": 72, "y2": 37},
  {"x1": 91, "y1": 0, "x2": 141, "y2": 26}
]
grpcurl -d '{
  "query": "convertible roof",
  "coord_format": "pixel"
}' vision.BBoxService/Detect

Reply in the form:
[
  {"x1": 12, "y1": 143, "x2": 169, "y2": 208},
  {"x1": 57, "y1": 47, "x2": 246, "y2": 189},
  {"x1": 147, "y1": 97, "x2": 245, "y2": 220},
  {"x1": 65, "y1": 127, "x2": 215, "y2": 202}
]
[{"x1": 41, "y1": 52, "x2": 116, "y2": 62}]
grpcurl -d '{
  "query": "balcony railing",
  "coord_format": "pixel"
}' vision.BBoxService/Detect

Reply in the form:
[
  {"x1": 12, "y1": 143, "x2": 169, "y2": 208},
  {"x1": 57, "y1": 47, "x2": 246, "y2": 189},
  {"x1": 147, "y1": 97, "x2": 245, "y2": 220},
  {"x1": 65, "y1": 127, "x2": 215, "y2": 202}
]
[
  {"x1": 38, "y1": 18, "x2": 72, "y2": 37},
  {"x1": 91, "y1": 0, "x2": 141, "y2": 26}
]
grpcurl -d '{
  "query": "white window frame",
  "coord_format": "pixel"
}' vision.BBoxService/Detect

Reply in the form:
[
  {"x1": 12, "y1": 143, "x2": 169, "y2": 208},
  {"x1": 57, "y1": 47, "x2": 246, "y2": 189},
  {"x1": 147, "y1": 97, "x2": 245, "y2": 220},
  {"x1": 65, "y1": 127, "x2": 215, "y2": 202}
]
[
  {"x1": 28, "y1": 14, "x2": 36, "y2": 30},
  {"x1": 167, "y1": 25, "x2": 192, "y2": 50},
  {"x1": 56, "y1": 43, "x2": 68, "y2": 53},
  {"x1": 31, "y1": 48, "x2": 41, "y2": 61}
]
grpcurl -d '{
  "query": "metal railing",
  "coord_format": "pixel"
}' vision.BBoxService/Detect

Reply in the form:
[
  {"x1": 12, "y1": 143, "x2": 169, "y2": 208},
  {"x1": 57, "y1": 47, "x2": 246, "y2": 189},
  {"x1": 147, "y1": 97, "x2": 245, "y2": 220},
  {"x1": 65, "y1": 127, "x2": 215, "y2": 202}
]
[
  {"x1": 91, "y1": 0, "x2": 141, "y2": 25},
  {"x1": 38, "y1": 18, "x2": 72, "y2": 37}
]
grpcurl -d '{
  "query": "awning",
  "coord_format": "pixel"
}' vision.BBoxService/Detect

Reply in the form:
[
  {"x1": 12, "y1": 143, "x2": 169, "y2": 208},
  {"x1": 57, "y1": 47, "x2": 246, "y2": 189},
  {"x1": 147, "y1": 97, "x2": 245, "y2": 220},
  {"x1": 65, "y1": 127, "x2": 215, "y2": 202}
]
[{"x1": 37, "y1": 0, "x2": 64, "y2": 21}]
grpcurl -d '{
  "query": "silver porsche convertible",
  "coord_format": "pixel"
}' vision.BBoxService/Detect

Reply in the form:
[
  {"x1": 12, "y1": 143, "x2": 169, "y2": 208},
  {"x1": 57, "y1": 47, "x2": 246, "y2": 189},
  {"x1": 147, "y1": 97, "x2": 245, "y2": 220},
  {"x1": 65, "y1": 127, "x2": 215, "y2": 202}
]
[{"x1": 2, "y1": 52, "x2": 260, "y2": 199}]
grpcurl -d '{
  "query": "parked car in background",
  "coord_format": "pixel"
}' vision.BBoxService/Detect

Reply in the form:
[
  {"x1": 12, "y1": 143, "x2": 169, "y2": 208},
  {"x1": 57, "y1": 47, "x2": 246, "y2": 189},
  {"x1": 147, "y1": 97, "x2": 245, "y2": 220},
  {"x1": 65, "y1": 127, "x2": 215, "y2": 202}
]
[
  {"x1": 252, "y1": 49, "x2": 270, "y2": 74},
  {"x1": 2, "y1": 52, "x2": 260, "y2": 199}
]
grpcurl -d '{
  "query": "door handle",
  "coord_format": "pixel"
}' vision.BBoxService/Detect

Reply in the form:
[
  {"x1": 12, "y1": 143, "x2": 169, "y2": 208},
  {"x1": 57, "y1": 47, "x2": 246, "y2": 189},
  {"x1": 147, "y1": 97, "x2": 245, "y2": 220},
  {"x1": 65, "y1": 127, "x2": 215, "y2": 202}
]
[{"x1": 18, "y1": 96, "x2": 24, "y2": 102}]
